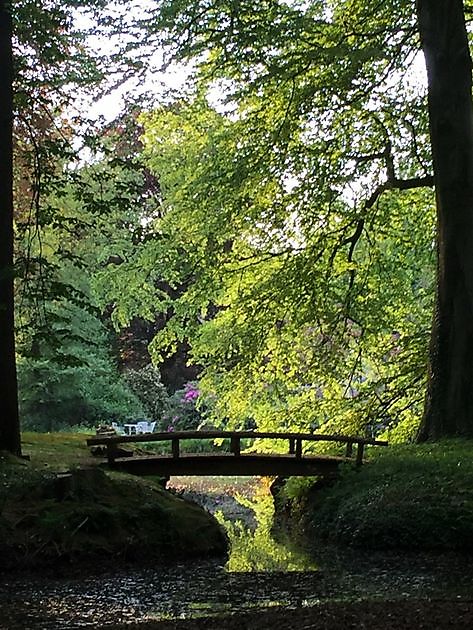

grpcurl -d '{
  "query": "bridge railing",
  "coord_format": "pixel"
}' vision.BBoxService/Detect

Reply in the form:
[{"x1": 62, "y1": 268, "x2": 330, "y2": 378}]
[{"x1": 87, "y1": 430, "x2": 388, "y2": 467}]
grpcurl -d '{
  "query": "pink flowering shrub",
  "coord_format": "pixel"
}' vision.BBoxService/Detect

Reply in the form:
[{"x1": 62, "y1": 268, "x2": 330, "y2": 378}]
[
  {"x1": 163, "y1": 381, "x2": 203, "y2": 431},
  {"x1": 183, "y1": 383, "x2": 199, "y2": 402}
]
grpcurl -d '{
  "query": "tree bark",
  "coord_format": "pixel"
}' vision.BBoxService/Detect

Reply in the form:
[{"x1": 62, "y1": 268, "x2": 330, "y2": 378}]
[
  {"x1": 0, "y1": 0, "x2": 21, "y2": 455},
  {"x1": 417, "y1": 0, "x2": 473, "y2": 440}
]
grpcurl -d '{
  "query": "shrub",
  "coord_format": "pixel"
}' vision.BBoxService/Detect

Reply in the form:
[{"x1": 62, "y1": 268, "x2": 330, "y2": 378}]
[
  {"x1": 124, "y1": 364, "x2": 169, "y2": 423},
  {"x1": 18, "y1": 357, "x2": 142, "y2": 432},
  {"x1": 278, "y1": 440, "x2": 473, "y2": 552}
]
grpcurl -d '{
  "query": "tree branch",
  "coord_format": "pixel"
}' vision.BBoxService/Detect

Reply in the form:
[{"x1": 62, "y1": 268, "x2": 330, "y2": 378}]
[{"x1": 365, "y1": 174, "x2": 434, "y2": 209}]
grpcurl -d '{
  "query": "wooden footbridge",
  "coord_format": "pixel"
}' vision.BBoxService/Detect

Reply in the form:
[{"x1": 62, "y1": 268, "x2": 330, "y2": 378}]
[{"x1": 87, "y1": 430, "x2": 387, "y2": 478}]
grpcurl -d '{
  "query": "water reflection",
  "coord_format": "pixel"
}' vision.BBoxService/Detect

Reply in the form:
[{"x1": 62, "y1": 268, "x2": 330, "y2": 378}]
[
  {"x1": 216, "y1": 483, "x2": 317, "y2": 572},
  {"x1": 1, "y1": 551, "x2": 473, "y2": 628}
]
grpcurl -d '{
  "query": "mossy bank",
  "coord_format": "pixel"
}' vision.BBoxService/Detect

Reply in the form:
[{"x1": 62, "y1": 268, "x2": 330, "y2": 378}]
[
  {"x1": 0, "y1": 433, "x2": 227, "y2": 572},
  {"x1": 273, "y1": 439, "x2": 473, "y2": 553}
]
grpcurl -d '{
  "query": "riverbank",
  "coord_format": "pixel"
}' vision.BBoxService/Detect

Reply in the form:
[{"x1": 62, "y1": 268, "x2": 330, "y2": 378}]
[
  {"x1": 272, "y1": 439, "x2": 473, "y2": 553},
  {"x1": 0, "y1": 433, "x2": 227, "y2": 572}
]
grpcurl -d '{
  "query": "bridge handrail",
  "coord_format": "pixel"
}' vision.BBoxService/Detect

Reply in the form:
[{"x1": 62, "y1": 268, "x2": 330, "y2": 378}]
[
  {"x1": 87, "y1": 430, "x2": 386, "y2": 447},
  {"x1": 87, "y1": 430, "x2": 387, "y2": 467}
]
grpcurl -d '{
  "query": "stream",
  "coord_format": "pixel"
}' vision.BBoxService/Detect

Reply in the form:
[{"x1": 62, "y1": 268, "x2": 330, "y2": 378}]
[{"x1": 0, "y1": 477, "x2": 473, "y2": 628}]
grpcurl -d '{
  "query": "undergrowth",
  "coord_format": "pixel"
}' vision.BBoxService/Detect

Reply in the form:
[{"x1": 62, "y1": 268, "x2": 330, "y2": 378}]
[{"x1": 280, "y1": 440, "x2": 473, "y2": 552}]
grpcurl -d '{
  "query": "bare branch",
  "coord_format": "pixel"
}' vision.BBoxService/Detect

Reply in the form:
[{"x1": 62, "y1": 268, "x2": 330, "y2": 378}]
[{"x1": 365, "y1": 174, "x2": 434, "y2": 210}]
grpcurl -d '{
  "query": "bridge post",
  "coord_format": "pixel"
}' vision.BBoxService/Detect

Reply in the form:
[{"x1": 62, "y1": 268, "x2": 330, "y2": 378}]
[
  {"x1": 230, "y1": 435, "x2": 241, "y2": 456},
  {"x1": 172, "y1": 438, "x2": 180, "y2": 459},
  {"x1": 295, "y1": 438, "x2": 302, "y2": 459},
  {"x1": 356, "y1": 442, "x2": 364, "y2": 467},
  {"x1": 345, "y1": 441, "x2": 353, "y2": 458},
  {"x1": 289, "y1": 437, "x2": 295, "y2": 454}
]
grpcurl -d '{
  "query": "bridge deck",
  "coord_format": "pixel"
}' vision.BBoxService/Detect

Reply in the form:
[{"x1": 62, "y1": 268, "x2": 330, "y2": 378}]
[
  {"x1": 88, "y1": 430, "x2": 387, "y2": 478},
  {"x1": 107, "y1": 452, "x2": 350, "y2": 477}
]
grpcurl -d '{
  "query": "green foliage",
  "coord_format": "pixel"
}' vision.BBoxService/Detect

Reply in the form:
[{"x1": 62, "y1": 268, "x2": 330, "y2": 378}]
[
  {"x1": 140, "y1": 437, "x2": 238, "y2": 456},
  {"x1": 16, "y1": 273, "x2": 144, "y2": 432},
  {"x1": 138, "y1": 96, "x2": 434, "y2": 435},
  {"x1": 18, "y1": 343, "x2": 142, "y2": 432},
  {"x1": 286, "y1": 441, "x2": 473, "y2": 551},
  {"x1": 380, "y1": 414, "x2": 420, "y2": 445},
  {"x1": 15, "y1": 221, "x2": 144, "y2": 432},
  {"x1": 111, "y1": 0, "x2": 438, "y2": 436},
  {"x1": 281, "y1": 476, "x2": 320, "y2": 501},
  {"x1": 15, "y1": 113, "x2": 160, "y2": 433},
  {"x1": 12, "y1": 5, "x2": 167, "y2": 438},
  {"x1": 11, "y1": 0, "x2": 440, "y2": 442},
  {"x1": 124, "y1": 364, "x2": 169, "y2": 423}
]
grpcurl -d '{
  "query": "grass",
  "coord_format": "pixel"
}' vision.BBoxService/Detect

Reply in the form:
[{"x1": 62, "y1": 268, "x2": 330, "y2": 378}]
[
  {"x1": 19, "y1": 432, "x2": 253, "y2": 462},
  {"x1": 279, "y1": 439, "x2": 473, "y2": 552},
  {"x1": 21, "y1": 431, "x2": 95, "y2": 468}
]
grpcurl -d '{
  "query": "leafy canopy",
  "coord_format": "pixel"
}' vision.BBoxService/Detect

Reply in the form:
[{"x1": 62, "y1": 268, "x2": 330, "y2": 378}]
[
  {"x1": 91, "y1": 0, "x2": 434, "y2": 435},
  {"x1": 15, "y1": 0, "x2": 438, "y2": 437},
  {"x1": 138, "y1": 92, "x2": 434, "y2": 435}
]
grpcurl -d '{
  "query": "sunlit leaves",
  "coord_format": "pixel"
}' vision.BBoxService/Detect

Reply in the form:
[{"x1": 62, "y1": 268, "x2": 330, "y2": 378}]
[
  {"x1": 96, "y1": 0, "x2": 436, "y2": 437},
  {"x1": 140, "y1": 94, "x2": 435, "y2": 433}
]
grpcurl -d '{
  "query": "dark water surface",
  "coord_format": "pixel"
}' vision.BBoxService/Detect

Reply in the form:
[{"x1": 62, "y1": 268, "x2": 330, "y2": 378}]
[
  {"x1": 1, "y1": 478, "x2": 472, "y2": 628},
  {"x1": 0, "y1": 562, "x2": 325, "y2": 628},
  {"x1": 1, "y1": 552, "x2": 473, "y2": 629}
]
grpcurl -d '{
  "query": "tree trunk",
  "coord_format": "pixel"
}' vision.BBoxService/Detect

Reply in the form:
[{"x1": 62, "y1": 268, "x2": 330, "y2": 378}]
[
  {"x1": 417, "y1": 0, "x2": 473, "y2": 440},
  {"x1": 0, "y1": 0, "x2": 21, "y2": 455}
]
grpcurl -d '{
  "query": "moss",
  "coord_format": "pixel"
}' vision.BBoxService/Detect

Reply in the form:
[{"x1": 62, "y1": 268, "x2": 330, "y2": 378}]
[
  {"x1": 0, "y1": 444, "x2": 227, "y2": 572},
  {"x1": 274, "y1": 439, "x2": 473, "y2": 553}
]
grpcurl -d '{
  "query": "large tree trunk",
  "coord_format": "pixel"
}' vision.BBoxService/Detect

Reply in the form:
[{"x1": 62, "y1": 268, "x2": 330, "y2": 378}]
[
  {"x1": 0, "y1": 0, "x2": 21, "y2": 455},
  {"x1": 417, "y1": 0, "x2": 473, "y2": 440}
]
